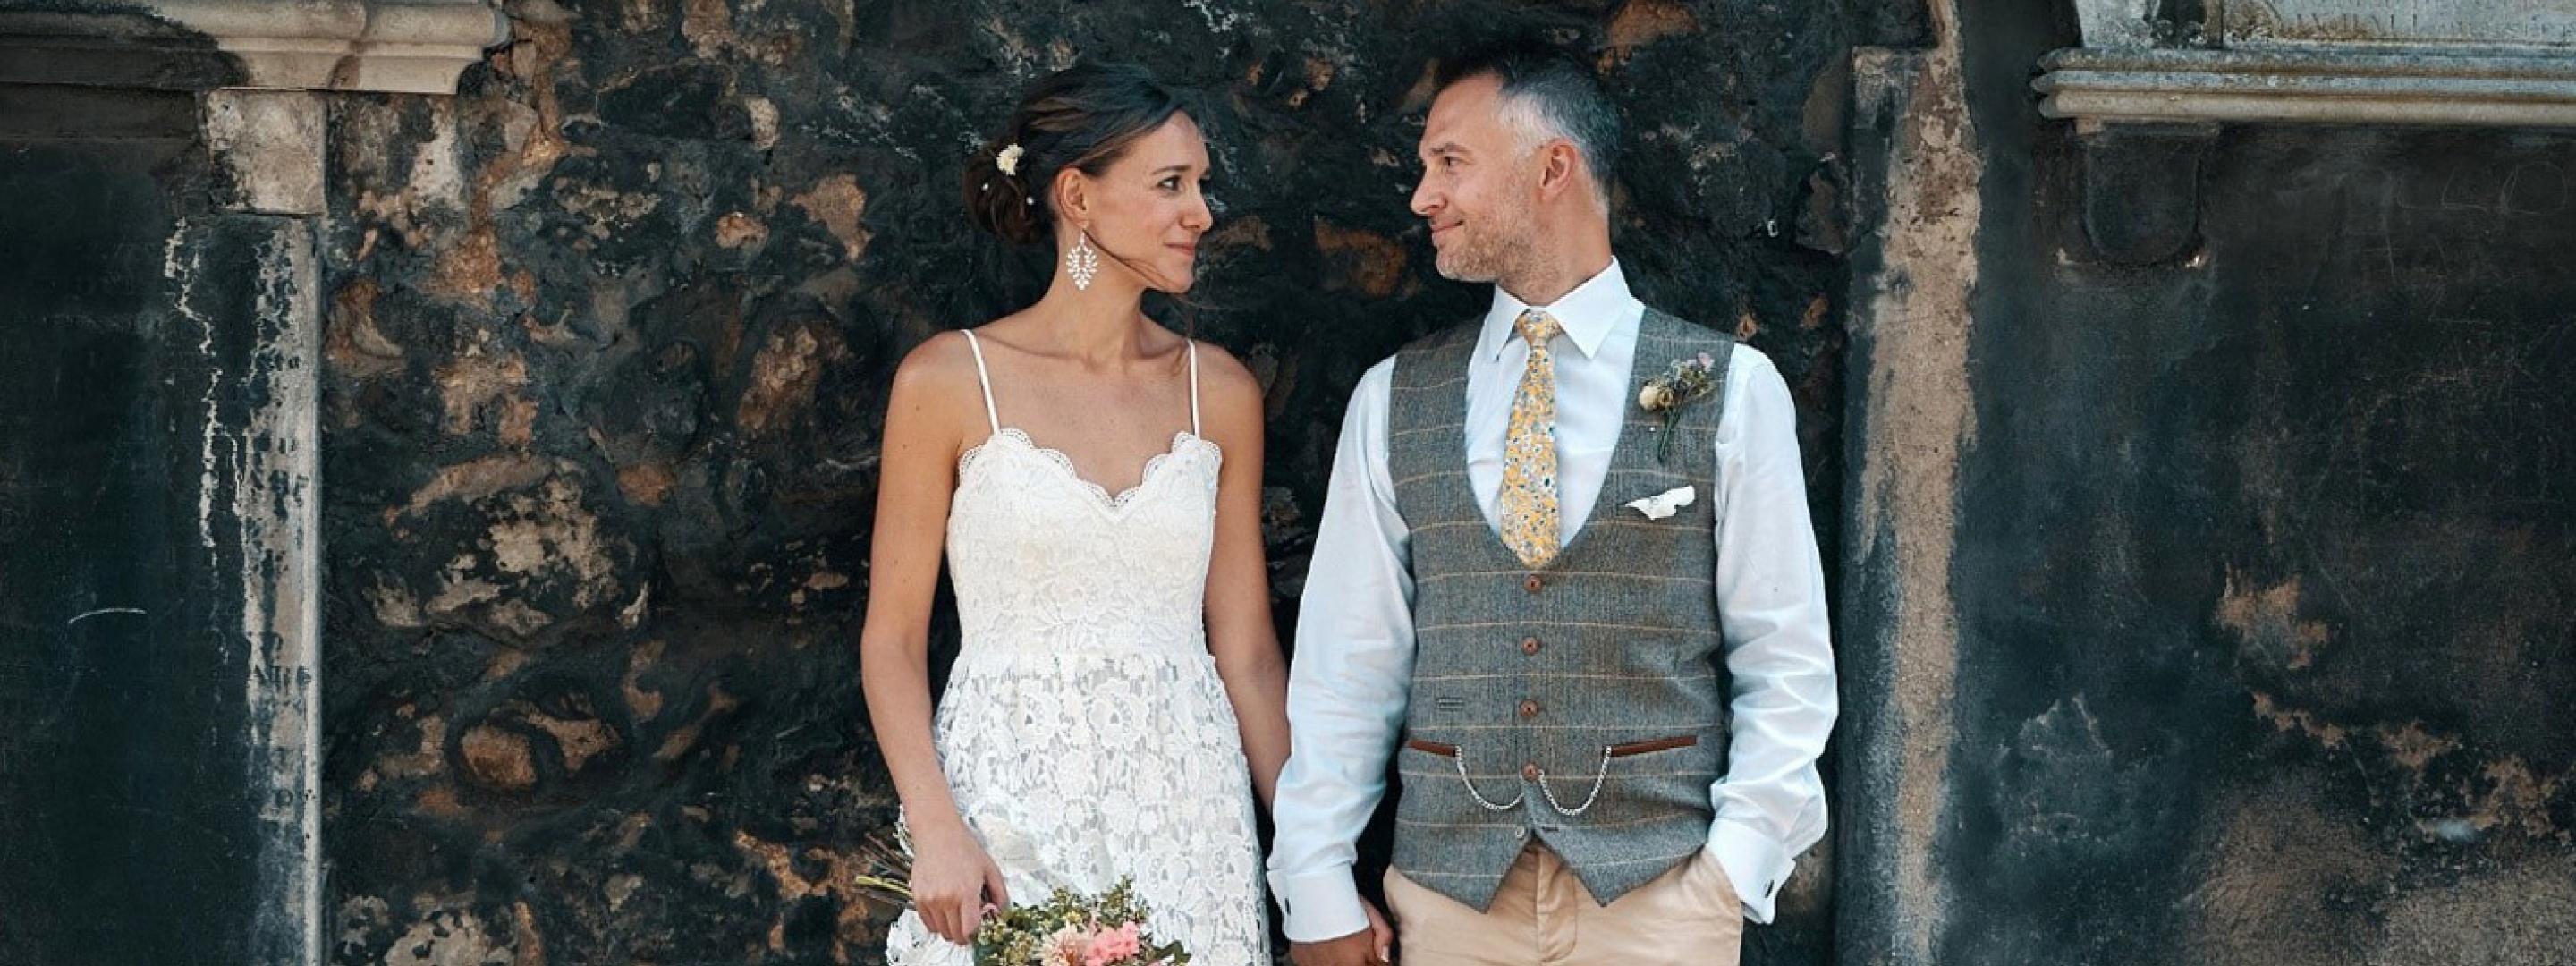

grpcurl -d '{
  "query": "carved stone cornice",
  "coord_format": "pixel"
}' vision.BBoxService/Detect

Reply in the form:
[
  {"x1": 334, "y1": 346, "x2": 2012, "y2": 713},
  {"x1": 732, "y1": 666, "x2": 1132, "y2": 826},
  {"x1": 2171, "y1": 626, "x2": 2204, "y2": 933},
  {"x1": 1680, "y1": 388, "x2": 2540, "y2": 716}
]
[
  {"x1": 2038, "y1": 47, "x2": 2576, "y2": 128},
  {"x1": 2037, "y1": 0, "x2": 2576, "y2": 129},
  {"x1": 0, "y1": 0, "x2": 508, "y2": 96}
]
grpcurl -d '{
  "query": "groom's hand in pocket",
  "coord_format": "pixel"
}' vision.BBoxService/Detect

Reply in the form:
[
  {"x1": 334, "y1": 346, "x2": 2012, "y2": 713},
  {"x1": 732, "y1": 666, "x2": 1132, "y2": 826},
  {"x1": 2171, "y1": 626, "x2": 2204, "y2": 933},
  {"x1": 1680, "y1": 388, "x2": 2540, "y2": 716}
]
[{"x1": 1291, "y1": 898, "x2": 1395, "y2": 966}]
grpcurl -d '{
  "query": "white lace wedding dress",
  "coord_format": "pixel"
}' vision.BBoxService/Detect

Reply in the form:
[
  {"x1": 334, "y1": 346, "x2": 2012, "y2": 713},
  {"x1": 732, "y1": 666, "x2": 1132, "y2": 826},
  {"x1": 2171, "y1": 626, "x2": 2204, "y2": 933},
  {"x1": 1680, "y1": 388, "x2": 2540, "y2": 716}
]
[{"x1": 882, "y1": 332, "x2": 1269, "y2": 965}]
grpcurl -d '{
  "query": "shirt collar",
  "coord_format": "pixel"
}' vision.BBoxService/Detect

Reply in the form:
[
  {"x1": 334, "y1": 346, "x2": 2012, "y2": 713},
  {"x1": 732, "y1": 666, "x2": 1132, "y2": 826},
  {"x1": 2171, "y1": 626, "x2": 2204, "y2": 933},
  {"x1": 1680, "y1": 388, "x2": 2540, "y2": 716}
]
[{"x1": 1477, "y1": 258, "x2": 1640, "y2": 362}]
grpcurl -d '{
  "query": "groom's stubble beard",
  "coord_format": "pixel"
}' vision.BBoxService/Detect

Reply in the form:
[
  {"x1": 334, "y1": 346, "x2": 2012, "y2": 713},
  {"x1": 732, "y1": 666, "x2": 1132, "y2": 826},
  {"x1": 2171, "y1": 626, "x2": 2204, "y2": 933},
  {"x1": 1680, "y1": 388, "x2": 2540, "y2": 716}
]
[
  {"x1": 1431, "y1": 167, "x2": 1545, "y2": 287},
  {"x1": 1432, "y1": 206, "x2": 1542, "y2": 284}
]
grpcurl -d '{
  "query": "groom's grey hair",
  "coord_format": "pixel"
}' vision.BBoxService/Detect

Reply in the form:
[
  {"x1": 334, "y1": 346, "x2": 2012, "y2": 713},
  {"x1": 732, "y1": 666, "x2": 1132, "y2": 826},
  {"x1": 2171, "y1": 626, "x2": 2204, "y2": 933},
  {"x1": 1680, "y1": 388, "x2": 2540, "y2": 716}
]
[{"x1": 1433, "y1": 38, "x2": 1622, "y2": 213}]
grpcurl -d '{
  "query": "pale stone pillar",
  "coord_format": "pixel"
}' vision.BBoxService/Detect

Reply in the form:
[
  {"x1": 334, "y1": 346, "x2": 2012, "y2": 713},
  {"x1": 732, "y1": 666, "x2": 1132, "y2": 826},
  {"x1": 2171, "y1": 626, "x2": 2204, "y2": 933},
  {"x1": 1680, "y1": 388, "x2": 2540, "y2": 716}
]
[{"x1": 0, "y1": 4, "x2": 504, "y2": 963}]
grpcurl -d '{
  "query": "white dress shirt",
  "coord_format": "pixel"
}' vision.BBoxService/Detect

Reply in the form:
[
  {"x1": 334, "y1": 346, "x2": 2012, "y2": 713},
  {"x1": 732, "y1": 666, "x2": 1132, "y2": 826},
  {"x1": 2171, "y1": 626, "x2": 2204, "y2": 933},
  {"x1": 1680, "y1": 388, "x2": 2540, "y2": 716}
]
[{"x1": 1267, "y1": 260, "x2": 1838, "y2": 941}]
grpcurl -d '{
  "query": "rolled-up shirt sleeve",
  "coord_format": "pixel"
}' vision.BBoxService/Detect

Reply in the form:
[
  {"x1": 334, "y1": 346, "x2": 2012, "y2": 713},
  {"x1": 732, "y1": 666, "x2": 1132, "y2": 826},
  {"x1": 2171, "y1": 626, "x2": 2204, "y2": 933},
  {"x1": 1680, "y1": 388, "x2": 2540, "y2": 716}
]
[
  {"x1": 1703, "y1": 346, "x2": 1839, "y2": 924},
  {"x1": 1266, "y1": 359, "x2": 1419, "y2": 943}
]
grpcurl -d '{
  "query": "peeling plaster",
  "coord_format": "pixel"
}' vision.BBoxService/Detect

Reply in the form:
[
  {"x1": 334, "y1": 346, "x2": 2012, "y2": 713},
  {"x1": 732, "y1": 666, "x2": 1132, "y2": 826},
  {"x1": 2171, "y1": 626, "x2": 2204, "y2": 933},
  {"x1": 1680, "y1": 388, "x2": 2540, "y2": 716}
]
[
  {"x1": 1847, "y1": 0, "x2": 1983, "y2": 958},
  {"x1": 2217, "y1": 567, "x2": 2331, "y2": 671}
]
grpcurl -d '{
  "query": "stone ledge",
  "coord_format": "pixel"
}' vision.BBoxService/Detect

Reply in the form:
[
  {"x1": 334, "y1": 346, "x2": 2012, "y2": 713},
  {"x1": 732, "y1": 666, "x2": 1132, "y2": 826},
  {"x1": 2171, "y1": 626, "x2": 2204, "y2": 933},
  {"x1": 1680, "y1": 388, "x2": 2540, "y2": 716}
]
[
  {"x1": 0, "y1": 0, "x2": 507, "y2": 95},
  {"x1": 2036, "y1": 47, "x2": 2576, "y2": 128}
]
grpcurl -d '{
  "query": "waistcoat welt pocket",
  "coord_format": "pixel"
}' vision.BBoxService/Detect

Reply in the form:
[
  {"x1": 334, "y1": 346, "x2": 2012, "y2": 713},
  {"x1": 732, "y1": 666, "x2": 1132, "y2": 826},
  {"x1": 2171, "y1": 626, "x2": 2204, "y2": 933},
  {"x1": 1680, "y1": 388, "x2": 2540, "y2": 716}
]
[
  {"x1": 1606, "y1": 735, "x2": 1697, "y2": 758},
  {"x1": 1405, "y1": 738, "x2": 1461, "y2": 757}
]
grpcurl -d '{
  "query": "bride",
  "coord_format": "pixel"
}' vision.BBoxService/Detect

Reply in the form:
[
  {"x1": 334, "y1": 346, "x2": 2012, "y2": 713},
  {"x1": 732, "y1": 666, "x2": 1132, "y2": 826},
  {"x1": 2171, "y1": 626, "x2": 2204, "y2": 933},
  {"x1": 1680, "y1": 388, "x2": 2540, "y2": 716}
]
[{"x1": 862, "y1": 63, "x2": 1286, "y2": 964}]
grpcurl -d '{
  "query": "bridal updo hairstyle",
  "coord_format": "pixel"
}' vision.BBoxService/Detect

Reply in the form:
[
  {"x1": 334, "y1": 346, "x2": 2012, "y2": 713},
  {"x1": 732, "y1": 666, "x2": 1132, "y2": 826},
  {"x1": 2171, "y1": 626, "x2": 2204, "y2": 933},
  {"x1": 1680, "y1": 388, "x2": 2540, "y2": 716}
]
[{"x1": 965, "y1": 63, "x2": 1189, "y2": 245}]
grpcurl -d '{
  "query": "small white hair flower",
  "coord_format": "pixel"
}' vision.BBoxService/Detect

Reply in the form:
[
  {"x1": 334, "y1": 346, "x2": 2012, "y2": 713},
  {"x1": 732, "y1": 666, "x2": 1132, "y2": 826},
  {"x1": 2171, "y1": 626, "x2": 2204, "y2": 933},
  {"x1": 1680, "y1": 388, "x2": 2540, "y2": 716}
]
[{"x1": 996, "y1": 143, "x2": 1025, "y2": 176}]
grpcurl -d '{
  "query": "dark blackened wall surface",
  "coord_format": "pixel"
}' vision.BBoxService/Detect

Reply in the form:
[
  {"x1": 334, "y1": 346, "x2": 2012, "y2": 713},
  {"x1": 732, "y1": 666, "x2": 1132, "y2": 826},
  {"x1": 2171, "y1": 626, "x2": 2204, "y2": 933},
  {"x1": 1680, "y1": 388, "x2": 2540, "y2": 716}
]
[
  {"x1": 319, "y1": 3, "x2": 1859, "y2": 962},
  {"x1": 0, "y1": 88, "x2": 263, "y2": 963},
  {"x1": 1941, "y1": 10, "x2": 2576, "y2": 965}
]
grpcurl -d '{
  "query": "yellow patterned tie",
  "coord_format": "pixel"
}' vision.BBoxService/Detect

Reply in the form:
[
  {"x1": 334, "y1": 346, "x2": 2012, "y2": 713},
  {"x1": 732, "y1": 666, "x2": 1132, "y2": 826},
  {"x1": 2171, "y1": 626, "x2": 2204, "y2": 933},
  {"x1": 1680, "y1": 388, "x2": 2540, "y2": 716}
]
[{"x1": 1500, "y1": 309, "x2": 1563, "y2": 569}]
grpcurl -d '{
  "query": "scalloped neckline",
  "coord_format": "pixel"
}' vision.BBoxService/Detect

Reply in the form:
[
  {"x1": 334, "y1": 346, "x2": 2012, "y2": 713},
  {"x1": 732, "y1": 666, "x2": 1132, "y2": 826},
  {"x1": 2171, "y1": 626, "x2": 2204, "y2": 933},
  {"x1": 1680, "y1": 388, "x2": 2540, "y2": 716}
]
[{"x1": 960, "y1": 427, "x2": 1217, "y2": 514}]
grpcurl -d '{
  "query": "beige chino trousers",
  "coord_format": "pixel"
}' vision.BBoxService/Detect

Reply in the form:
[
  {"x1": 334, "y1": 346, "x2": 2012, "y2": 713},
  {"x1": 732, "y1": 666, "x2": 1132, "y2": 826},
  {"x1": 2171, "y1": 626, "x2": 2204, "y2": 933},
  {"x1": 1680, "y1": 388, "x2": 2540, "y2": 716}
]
[{"x1": 1383, "y1": 843, "x2": 1743, "y2": 966}]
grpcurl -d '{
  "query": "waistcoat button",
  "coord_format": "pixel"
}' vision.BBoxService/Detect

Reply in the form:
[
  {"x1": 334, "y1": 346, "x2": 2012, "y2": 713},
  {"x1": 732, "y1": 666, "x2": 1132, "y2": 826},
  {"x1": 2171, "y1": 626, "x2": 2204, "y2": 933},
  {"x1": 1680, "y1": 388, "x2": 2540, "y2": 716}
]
[
  {"x1": 1520, "y1": 763, "x2": 1540, "y2": 780},
  {"x1": 1521, "y1": 637, "x2": 1541, "y2": 655},
  {"x1": 1523, "y1": 574, "x2": 1544, "y2": 593},
  {"x1": 1518, "y1": 699, "x2": 1540, "y2": 718}
]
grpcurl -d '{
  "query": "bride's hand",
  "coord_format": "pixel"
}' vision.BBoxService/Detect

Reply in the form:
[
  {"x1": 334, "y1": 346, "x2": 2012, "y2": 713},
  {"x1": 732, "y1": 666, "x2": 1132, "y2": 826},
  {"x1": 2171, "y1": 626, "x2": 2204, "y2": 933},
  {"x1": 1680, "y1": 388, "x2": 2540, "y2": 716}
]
[{"x1": 910, "y1": 821, "x2": 1010, "y2": 945}]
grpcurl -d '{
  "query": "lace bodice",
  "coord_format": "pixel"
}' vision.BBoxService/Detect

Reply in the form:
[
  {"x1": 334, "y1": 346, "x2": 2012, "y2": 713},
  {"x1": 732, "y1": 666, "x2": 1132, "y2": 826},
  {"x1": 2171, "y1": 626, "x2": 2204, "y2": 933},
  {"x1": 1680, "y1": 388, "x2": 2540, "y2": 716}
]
[
  {"x1": 946, "y1": 426, "x2": 1220, "y2": 663},
  {"x1": 882, "y1": 332, "x2": 1269, "y2": 965}
]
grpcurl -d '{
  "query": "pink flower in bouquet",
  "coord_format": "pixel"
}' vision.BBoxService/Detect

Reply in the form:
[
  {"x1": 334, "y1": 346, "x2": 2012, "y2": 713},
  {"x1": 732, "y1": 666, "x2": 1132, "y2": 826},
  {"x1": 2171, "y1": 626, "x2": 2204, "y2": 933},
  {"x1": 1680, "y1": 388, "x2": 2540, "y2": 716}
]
[
  {"x1": 1042, "y1": 925, "x2": 1090, "y2": 966},
  {"x1": 1084, "y1": 920, "x2": 1143, "y2": 966}
]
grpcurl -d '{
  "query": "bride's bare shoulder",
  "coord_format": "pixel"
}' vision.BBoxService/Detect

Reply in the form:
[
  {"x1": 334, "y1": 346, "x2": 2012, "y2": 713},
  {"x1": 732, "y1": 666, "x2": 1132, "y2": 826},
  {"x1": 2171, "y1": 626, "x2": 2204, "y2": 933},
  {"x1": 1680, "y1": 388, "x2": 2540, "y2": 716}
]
[
  {"x1": 1186, "y1": 340, "x2": 1267, "y2": 445},
  {"x1": 891, "y1": 326, "x2": 1007, "y2": 397},
  {"x1": 886, "y1": 329, "x2": 1001, "y2": 438}
]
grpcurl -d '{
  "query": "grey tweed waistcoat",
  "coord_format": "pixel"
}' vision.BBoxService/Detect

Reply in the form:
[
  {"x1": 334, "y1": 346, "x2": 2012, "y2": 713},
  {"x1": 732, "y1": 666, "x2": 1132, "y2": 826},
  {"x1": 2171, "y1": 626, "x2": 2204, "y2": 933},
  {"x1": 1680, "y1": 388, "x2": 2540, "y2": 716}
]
[{"x1": 1386, "y1": 308, "x2": 1735, "y2": 911}]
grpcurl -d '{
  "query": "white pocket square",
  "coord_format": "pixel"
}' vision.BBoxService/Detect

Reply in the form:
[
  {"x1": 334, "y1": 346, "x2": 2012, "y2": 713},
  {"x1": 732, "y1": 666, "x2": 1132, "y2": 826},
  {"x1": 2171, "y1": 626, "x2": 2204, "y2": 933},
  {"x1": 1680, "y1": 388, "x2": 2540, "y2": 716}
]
[{"x1": 1624, "y1": 485, "x2": 1696, "y2": 520}]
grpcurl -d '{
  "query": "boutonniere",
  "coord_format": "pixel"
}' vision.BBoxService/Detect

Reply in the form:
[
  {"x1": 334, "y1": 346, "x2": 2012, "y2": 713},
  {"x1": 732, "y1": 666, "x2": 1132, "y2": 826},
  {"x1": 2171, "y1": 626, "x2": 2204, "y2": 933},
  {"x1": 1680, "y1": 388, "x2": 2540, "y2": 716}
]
[{"x1": 1638, "y1": 352, "x2": 1720, "y2": 462}]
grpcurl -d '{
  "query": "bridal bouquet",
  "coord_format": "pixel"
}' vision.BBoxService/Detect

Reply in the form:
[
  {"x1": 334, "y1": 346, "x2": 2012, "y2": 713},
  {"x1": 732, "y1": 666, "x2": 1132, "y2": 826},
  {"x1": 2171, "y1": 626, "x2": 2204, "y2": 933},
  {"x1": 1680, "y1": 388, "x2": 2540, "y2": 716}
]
[
  {"x1": 854, "y1": 826, "x2": 1192, "y2": 966},
  {"x1": 969, "y1": 877, "x2": 1191, "y2": 966}
]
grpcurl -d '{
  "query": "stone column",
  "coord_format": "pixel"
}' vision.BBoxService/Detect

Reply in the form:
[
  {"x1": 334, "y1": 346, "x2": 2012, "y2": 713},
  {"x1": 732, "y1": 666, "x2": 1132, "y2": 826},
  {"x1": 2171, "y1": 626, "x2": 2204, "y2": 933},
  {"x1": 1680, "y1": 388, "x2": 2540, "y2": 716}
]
[
  {"x1": 1837, "y1": 3, "x2": 1982, "y2": 964},
  {"x1": 0, "y1": 4, "x2": 504, "y2": 963}
]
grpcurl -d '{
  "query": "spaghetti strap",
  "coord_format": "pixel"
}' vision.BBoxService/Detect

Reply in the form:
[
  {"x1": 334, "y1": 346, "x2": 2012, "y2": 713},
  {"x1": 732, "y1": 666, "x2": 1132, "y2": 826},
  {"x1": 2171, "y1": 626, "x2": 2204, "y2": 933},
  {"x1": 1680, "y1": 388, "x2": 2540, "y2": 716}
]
[
  {"x1": 961, "y1": 330, "x2": 1001, "y2": 433},
  {"x1": 1186, "y1": 340, "x2": 1201, "y2": 437}
]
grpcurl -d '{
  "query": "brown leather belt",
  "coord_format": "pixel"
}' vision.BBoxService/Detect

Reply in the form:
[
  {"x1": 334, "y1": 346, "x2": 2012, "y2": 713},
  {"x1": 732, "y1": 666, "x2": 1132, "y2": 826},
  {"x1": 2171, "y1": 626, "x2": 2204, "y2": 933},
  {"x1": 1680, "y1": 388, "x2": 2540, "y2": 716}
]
[{"x1": 1403, "y1": 734, "x2": 1696, "y2": 758}]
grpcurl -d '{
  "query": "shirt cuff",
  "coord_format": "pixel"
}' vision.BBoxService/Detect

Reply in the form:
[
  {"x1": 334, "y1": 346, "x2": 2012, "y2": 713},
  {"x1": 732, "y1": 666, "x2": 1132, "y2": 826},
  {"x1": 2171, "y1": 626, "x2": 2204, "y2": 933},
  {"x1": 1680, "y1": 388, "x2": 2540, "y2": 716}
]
[
  {"x1": 1707, "y1": 818, "x2": 1794, "y2": 924},
  {"x1": 1268, "y1": 863, "x2": 1371, "y2": 943}
]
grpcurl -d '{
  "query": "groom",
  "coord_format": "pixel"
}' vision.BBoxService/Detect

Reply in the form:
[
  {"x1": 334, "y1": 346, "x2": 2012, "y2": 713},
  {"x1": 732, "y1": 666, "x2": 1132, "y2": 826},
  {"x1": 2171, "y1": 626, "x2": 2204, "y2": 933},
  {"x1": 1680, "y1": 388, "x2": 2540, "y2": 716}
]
[{"x1": 1268, "y1": 38, "x2": 1838, "y2": 966}]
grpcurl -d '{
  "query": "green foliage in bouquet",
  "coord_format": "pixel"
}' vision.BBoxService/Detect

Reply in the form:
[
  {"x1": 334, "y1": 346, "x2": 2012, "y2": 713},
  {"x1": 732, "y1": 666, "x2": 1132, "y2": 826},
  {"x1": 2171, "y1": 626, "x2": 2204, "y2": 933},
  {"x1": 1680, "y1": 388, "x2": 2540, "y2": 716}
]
[{"x1": 973, "y1": 877, "x2": 1190, "y2": 965}]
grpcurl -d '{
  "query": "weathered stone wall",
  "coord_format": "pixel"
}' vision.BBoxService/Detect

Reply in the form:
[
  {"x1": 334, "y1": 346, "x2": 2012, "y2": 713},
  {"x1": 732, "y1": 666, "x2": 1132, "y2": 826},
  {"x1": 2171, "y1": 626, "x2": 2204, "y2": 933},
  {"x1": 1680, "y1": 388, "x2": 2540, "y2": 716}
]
[
  {"x1": 21, "y1": 1, "x2": 2567, "y2": 964},
  {"x1": 1836, "y1": 2, "x2": 2576, "y2": 963},
  {"x1": 318, "y1": 3, "x2": 1868, "y2": 962}
]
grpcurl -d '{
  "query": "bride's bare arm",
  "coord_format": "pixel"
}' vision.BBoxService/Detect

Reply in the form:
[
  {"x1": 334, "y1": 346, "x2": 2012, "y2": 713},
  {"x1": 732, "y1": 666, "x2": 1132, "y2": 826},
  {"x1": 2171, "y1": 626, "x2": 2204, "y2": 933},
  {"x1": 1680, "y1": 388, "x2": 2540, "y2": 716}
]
[
  {"x1": 862, "y1": 332, "x2": 966, "y2": 834},
  {"x1": 860, "y1": 332, "x2": 1004, "y2": 943},
  {"x1": 1195, "y1": 343, "x2": 1294, "y2": 810}
]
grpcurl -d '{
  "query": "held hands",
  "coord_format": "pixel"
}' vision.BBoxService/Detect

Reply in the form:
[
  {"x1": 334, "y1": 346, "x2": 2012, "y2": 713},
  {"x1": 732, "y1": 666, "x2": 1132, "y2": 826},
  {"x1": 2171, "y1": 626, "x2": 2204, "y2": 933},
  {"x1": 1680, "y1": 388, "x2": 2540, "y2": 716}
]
[
  {"x1": 1288, "y1": 898, "x2": 1395, "y2": 966},
  {"x1": 909, "y1": 821, "x2": 1010, "y2": 946}
]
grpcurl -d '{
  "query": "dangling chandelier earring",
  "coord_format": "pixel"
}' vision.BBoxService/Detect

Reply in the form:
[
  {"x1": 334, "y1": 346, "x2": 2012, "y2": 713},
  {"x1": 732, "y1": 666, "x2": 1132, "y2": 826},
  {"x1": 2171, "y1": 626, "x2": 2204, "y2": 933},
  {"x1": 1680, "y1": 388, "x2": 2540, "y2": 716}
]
[{"x1": 1066, "y1": 229, "x2": 1100, "y2": 291}]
